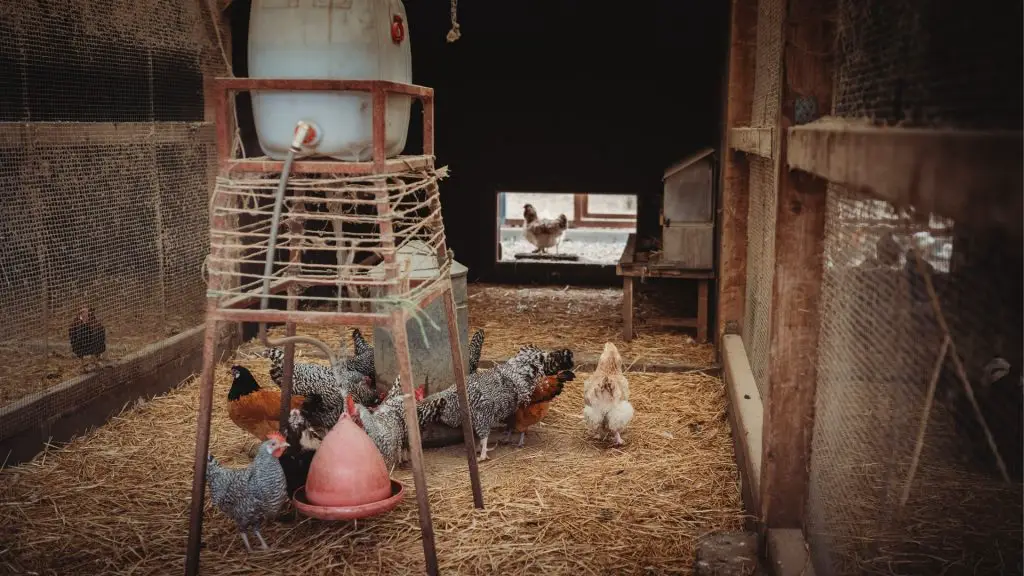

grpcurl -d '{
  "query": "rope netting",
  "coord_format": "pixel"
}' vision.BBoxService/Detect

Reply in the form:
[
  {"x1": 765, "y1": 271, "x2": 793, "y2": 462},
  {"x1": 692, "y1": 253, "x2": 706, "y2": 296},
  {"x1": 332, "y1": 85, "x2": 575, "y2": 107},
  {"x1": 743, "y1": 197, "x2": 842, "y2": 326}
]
[
  {"x1": 0, "y1": 0, "x2": 228, "y2": 409},
  {"x1": 207, "y1": 168, "x2": 452, "y2": 328}
]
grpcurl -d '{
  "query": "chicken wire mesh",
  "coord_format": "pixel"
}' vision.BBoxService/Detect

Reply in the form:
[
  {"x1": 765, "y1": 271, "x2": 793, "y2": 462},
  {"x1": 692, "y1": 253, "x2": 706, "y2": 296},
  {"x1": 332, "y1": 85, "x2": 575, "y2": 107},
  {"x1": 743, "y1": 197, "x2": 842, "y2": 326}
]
[
  {"x1": 0, "y1": 0, "x2": 227, "y2": 408},
  {"x1": 803, "y1": 1, "x2": 1023, "y2": 574},
  {"x1": 806, "y1": 186, "x2": 1022, "y2": 576},
  {"x1": 741, "y1": 0, "x2": 783, "y2": 395},
  {"x1": 207, "y1": 169, "x2": 453, "y2": 322}
]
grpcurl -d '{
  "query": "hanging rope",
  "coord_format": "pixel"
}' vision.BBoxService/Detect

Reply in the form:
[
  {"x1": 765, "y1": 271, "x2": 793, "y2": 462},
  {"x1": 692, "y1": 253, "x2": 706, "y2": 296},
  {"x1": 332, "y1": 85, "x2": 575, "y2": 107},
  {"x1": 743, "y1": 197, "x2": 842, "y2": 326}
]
[{"x1": 446, "y1": 0, "x2": 461, "y2": 43}]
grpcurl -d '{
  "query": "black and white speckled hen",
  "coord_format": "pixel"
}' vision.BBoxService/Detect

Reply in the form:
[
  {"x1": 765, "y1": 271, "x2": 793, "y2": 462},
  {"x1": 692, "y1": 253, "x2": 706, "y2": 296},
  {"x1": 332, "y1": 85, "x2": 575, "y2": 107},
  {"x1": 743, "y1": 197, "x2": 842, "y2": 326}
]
[
  {"x1": 263, "y1": 347, "x2": 377, "y2": 406},
  {"x1": 418, "y1": 345, "x2": 545, "y2": 461},
  {"x1": 348, "y1": 376, "x2": 414, "y2": 470},
  {"x1": 68, "y1": 306, "x2": 106, "y2": 369},
  {"x1": 206, "y1": 432, "x2": 290, "y2": 552}
]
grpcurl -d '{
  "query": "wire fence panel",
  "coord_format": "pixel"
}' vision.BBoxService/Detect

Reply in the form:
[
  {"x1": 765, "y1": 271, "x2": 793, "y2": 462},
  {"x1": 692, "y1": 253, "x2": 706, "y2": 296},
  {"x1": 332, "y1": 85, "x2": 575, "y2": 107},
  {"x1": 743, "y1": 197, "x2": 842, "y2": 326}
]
[
  {"x1": 0, "y1": 0, "x2": 228, "y2": 408},
  {"x1": 805, "y1": 0, "x2": 1023, "y2": 573},
  {"x1": 741, "y1": 0, "x2": 783, "y2": 396}
]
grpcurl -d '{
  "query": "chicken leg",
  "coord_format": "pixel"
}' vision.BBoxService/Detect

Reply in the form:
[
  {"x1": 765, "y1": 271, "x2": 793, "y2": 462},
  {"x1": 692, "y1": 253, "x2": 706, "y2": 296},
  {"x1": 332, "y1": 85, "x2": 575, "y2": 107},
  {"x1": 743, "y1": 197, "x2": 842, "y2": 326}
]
[
  {"x1": 253, "y1": 528, "x2": 270, "y2": 550},
  {"x1": 613, "y1": 431, "x2": 624, "y2": 446},
  {"x1": 477, "y1": 435, "x2": 490, "y2": 461},
  {"x1": 239, "y1": 531, "x2": 253, "y2": 552},
  {"x1": 516, "y1": 431, "x2": 526, "y2": 448}
]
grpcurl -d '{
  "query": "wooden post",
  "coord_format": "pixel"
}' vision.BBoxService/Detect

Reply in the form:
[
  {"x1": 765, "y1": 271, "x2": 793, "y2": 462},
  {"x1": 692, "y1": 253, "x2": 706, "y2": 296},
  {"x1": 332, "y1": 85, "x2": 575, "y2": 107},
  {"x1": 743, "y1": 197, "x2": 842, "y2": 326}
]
[
  {"x1": 697, "y1": 280, "x2": 709, "y2": 343},
  {"x1": 717, "y1": 0, "x2": 758, "y2": 343},
  {"x1": 759, "y1": 0, "x2": 835, "y2": 528},
  {"x1": 622, "y1": 277, "x2": 634, "y2": 342}
]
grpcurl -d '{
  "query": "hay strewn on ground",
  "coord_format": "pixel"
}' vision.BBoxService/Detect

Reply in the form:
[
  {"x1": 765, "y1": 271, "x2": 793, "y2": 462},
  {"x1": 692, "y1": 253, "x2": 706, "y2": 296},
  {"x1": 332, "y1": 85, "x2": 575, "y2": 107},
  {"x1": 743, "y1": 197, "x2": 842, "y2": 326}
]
[
  {"x1": 1, "y1": 284, "x2": 739, "y2": 574},
  {"x1": 0, "y1": 367, "x2": 743, "y2": 575},
  {"x1": 237, "y1": 284, "x2": 716, "y2": 368}
]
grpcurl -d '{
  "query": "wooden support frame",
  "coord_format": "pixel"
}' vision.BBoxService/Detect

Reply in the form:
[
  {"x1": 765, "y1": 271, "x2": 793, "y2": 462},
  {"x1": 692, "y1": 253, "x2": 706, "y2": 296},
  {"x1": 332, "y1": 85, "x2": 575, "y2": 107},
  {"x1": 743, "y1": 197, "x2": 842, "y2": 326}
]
[
  {"x1": 717, "y1": 0, "x2": 759, "y2": 343},
  {"x1": 787, "y1": 121, "x2": 1024, "y2": 234},
  {"x1": 759, "y1": 0, "x2": 835, "y2": 529},
  {"x1": 617, "y1": 234, "x2": 715, "y2": 343}
]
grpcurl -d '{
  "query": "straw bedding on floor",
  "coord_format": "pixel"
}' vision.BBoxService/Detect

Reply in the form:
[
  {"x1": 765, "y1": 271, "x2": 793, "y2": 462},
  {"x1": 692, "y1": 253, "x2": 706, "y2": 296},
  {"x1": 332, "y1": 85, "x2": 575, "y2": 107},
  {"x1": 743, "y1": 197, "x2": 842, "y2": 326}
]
[{"x1": 1, "y1": 285, "x2": 742, "y2": 575}]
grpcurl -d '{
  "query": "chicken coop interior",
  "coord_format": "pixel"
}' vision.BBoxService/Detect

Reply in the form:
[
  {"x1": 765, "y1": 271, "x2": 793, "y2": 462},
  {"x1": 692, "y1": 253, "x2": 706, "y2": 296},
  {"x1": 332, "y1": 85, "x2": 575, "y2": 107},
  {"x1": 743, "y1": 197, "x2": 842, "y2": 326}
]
[{"x1": 0, "y1": 0, "x2": 1021, "y2": 575}]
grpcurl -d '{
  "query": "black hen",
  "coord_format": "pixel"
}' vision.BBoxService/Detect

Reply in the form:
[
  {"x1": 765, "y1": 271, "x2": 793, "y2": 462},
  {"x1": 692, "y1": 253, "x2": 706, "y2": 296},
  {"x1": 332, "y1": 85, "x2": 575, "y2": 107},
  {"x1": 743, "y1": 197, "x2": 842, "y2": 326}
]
[
  {"x1": 279, "y1": 407, "x2": 322, "y2": 497},
  {"x1": 69, "y1": 306, "x2": 106, "y2": 368}
]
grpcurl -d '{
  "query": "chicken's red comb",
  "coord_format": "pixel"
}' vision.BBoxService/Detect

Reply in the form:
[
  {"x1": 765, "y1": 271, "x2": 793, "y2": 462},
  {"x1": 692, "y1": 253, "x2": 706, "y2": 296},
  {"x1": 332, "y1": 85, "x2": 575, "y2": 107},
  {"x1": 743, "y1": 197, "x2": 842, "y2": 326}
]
[
  {"x1": 265, "y1": 431, "x2": 286, "y2": 443},
  {"x1": 414, "y1": 385, "x2": 426, "y2": 402}
]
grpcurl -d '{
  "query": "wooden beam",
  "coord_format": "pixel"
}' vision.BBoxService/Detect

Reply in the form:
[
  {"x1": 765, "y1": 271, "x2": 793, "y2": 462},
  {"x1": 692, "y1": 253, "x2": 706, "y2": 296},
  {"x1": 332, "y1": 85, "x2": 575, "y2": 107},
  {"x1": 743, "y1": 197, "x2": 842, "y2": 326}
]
[
  {"x1": 787, "y1": 121, "x2": 1023, "y2": 234},
  {"x1": 717, "y1": 0, "x2": 759, "y2": 344},
  {"x1": 722, "y1": 335, "x2": 764, "y2": 521},
  {"x1": 729, "y1": 126, "x2": 774, "y2": 158},
  {"x1": 760, "y1": 0, "x2": 834, "y2": 528}
]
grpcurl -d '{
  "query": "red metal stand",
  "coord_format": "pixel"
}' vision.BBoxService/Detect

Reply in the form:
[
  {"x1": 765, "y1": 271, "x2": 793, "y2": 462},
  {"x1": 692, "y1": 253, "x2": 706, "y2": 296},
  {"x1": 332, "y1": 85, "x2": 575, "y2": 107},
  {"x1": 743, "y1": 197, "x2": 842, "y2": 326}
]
[{"x1": 185, "y1": 78, "x2": 483, "y2": 576}]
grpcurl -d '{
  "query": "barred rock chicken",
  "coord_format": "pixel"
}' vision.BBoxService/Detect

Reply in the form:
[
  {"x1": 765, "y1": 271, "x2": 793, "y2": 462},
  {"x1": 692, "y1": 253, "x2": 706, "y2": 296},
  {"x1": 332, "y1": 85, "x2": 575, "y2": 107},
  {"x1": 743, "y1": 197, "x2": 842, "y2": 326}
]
[
  {"x1": 348, "y1": 376, "x2": 417, "y2": 470},
  {"x1": 418, "y1": 346, "x2": 545, "y2": 461},
  {"x1": 583, "y1": 342, "x2": 634, "y2": 446},
  {"x1": 69, "y1": 306, "x2": 106, "y2": 369},
  {"x1": 263, "y1": 347, "x2": 377, "y2": 407},
  {"x1": 206, "y1": 432, "x2": 290, "y2": 552},
  {"x1": 523, "y1": 204, "x2": 568, "y2": 254},
  {"x1": 507, "y1": 370, "x2": 575, "y2": 447},
  {"x1": 227, "y1": 366, "x2": 304, "y2": 441},
  {"x1": 468, "y1": 328, "x2": 485, "y2": 375},
  {"x1": 347, "y1": 328, "x2": 376, "y2": 382}
]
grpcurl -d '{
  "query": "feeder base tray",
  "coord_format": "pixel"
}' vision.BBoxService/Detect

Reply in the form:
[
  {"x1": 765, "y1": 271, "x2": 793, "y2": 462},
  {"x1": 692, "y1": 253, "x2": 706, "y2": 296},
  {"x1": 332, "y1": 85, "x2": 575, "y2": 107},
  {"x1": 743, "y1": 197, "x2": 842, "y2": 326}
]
[{"x1": 293, "y1": 479, "x2": 405, "y2": 521}]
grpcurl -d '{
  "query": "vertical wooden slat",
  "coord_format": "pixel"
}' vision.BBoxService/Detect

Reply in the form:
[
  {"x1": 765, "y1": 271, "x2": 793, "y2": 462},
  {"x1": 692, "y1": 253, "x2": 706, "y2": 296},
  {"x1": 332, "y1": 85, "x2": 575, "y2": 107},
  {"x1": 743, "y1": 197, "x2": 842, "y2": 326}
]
[
  {"x1": 697, "y1": 280, "x2": 710, "y2": 343},
  {"x1": 759, "y1": 0, "x2": 835, "y2": 528},
  {"x1": 622, "y1": 277, "x2": 634, "y2": 342},
  {"x1": 717, "y1": 0, "x2": 759, "y2": 343},
  {"x1": 422, "y1": 94, "x2": 435, "y2": 157}
]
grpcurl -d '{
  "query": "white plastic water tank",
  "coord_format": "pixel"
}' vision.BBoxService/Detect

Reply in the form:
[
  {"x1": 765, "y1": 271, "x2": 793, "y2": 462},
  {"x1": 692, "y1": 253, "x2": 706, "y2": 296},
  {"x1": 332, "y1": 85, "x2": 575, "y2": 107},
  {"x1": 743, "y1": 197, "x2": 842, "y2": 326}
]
[{"x1": 248, "y1": 0, "x2": 413, "y2": 161}]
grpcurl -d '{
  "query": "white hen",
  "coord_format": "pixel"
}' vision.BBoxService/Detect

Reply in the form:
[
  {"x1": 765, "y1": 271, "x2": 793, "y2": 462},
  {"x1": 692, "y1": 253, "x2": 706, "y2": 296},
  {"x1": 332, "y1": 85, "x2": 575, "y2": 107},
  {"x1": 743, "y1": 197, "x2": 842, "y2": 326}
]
[{"x1": 583, "y1": 342, "x2": 634, "y2": 446}]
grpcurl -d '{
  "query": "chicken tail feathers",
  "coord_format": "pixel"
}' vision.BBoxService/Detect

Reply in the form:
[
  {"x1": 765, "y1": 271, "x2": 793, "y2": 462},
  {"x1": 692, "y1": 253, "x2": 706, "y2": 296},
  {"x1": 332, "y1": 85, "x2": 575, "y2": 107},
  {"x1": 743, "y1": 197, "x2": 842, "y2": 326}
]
[
  {"x1": 352, "y1": 328, "x2": 372, "y2": 356},
  {"x1": 260, "y1": 347, "x2": 286, "y2": 386},
  {"x1": 468, "y1": 329, "x2": 485, "y2": 374},
  {"x1": 556, "y1": 214, "x2": 567, "y2": 229}
]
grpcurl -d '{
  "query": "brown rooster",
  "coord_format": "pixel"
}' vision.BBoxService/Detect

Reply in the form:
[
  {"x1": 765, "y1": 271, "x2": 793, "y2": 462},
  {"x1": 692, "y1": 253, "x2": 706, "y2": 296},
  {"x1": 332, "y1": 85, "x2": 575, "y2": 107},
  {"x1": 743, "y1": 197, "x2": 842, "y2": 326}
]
[
  {"x1": 506, "y1": 369, "x2": 575, "y2": 447},
  {"x1": 69, "y1": 306, "x2": 106, "y2": 369},
  {"x1": 228, "y1": 366, "x2": 304, "y2": 441},
  {"x1": 523, "y1": 204, "x2": 568, "y2": 254}
]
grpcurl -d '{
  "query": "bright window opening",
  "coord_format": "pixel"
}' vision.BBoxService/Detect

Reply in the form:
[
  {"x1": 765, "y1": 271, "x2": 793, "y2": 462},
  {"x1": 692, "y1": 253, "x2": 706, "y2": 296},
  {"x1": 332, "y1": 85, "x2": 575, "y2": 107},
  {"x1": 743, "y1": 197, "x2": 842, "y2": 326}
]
[{"x1": 497, "y1": 192, "x2": 637, "y2": 265}]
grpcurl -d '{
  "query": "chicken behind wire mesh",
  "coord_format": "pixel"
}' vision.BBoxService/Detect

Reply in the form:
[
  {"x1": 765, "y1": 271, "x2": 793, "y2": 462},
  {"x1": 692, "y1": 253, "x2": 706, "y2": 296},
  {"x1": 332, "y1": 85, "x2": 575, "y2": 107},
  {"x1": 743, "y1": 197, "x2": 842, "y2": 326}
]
[
  {"x1": 69, "y1": 306, "x2": 106, "y2": 361},
  {"x1": 263, "y1": 347, "x2": 378, "y2": 406}
]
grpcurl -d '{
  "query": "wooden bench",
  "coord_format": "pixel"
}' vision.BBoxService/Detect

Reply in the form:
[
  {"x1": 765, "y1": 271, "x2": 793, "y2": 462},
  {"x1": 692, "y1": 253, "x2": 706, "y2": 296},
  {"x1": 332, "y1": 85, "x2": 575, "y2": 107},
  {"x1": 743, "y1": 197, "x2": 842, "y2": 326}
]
[{"x1": 616, "y1": 233, "x2": 714, "y2": 343}]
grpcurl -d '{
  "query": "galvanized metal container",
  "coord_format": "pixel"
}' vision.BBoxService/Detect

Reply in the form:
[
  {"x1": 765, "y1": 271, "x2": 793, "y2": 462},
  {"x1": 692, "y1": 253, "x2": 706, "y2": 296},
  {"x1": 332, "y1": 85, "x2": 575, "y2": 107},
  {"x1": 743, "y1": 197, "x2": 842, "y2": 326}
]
[{"x1": 371, "y1": 243, "x2": 470, "y2": 446}]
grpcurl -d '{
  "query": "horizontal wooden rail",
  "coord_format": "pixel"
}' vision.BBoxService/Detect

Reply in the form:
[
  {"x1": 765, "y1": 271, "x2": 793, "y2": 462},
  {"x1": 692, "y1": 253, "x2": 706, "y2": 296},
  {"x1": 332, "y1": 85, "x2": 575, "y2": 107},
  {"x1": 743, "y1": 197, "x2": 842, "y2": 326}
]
[
  {"x1": 787, "y1": 120, "x2": 1023, "y2": 233},
  {"x1": 729, "y1": 126, "x2": 774, "y2": 158}
]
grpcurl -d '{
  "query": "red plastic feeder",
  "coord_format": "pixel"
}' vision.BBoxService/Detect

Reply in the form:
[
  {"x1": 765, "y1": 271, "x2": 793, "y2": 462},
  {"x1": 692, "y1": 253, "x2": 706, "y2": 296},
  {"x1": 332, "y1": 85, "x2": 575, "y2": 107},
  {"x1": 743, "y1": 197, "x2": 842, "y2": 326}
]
[{"x1": 293, "y1": 412, "x2": 404, "y2": 520}]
